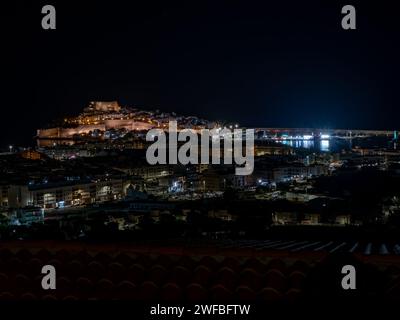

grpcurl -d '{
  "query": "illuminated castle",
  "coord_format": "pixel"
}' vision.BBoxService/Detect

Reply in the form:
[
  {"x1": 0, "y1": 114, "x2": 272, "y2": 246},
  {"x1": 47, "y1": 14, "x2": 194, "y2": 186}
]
[
  {"x1": 37, "y1": 101, "x2": 155, "y2": 140},
  {"x1": 83, "y1": 101, "x2": 121, "y2": 113},
  {"x1": 37, "y1": 101, "x2": 213, "y2": 141}
]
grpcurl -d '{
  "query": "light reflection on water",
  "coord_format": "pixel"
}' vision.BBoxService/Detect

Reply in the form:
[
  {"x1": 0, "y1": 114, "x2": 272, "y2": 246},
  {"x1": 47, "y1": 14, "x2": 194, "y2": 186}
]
[
  {"x1": 320, "y1": 140, "x2": 330, "y2": 152},
  {"x1": 281, "y1": 139, "x2": 331, "y2": 152},
  {"x1": 280, "y1": 137, "x2": 393, "y2": 153}
]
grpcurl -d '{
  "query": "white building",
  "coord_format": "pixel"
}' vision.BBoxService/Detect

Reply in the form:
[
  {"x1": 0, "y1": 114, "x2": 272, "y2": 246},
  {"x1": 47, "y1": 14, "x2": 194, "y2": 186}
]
[{"x1": 8, "y1": 178, "x2": 131, "y2": 210}]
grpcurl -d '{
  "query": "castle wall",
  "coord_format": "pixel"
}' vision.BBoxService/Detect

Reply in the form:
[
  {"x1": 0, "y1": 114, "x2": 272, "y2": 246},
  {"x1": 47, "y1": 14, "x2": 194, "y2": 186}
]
[
  {"x1": 37, "y1": 125, "x2": 106, "y2": 138},
  {"x1": 105, "y1": 119, "x2": 154, "y2": 131}
]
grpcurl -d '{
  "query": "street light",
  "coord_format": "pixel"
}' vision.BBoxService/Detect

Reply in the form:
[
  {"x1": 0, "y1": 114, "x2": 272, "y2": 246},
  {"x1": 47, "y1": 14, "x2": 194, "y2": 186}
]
[{"x1": 9, "y1": 145, "x2": 13, "y2": 153}]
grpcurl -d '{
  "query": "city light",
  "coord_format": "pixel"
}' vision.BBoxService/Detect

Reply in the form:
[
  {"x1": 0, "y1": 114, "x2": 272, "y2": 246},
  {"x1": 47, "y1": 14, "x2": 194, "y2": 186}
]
[
  {"x1": 2, "y1": 2, "x2": 400, "y2": 306},
  {"x1": 321, "y1": 139, "x2": 330, "y2": 151}
]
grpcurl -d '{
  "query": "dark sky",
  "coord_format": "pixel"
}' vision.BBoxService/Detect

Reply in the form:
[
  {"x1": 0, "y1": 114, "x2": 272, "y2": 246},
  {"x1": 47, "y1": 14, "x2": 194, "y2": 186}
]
[{"x1": 1, "y1": 0, "x2": 400, "y2": 147}]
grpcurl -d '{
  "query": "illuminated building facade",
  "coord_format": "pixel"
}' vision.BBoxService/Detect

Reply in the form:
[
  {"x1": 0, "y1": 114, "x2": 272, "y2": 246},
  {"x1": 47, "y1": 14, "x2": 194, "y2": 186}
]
[
  {"x1": 0, "y1": 185, "x2": 9, "y2": 207},
  {"x1": 8, "y1": 178, "x2": 131, "y2": 209}
]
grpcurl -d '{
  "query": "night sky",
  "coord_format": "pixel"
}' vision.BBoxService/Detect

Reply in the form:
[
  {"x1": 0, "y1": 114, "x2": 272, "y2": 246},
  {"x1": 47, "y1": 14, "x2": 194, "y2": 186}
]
[{"x1": 1, "y1": 0, "x2": 400, "y2": 147}]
